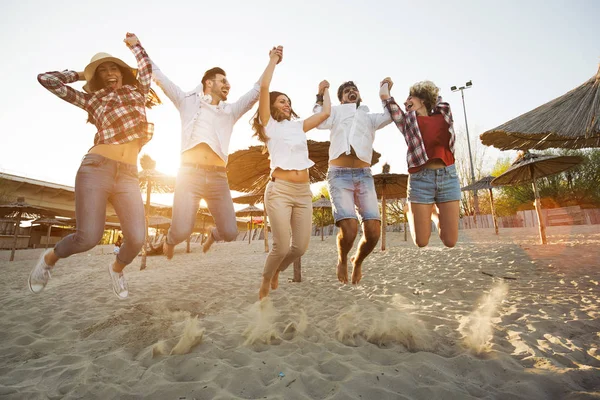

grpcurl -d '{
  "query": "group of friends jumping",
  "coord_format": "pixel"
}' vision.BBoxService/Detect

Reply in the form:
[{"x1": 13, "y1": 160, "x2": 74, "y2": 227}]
[{"x1": 28, "y1": 33, "x2": 461, "y2": 300}]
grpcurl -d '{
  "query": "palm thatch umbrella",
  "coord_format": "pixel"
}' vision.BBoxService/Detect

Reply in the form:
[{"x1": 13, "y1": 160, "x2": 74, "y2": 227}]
[
  {"x1": 148, "y1": 215, "x2": 171, "y2": 229},
  {"x1": 481, "y1": 65, "x2": 600, "y2": 150},
  {"x1": 139, "y1": 154, "x2": 175, "y2": 269},
  {"x1": 491, "y1": 152, "x2": 584, "y2": 244},
  {"x1": 233, "y1": 191, "x2": 269, "y2": 252},
  {"x1": 235, "y1": 205, "x2": 263, "y2": 244},
  {"x1": 32, "y1": 217, "x2": 70, "y2": 249},
  {"x1": 227, "y1": 141, "x2": 381, "y2": 193},
  {"x1": 0, "y1": 197, "x2": 51, "y2": 261},
  {"x1": 461, "y1": 176, "x2": 499, "y2": 235},
  {"x1": 312, "y1": 195, "x2": 332, "y2": 241},
  {"x1": 372, "y1": 164, "x2": 408, "y2": 250}
]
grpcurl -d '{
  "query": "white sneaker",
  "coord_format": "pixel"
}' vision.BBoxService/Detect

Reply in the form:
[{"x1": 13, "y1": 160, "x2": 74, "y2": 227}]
[
  {"x1": 108, "y1": 263, "x2": 129, "y2": 299},
  {"x1": 28, "y1": 250, "x2": 54, "y2": 294}
]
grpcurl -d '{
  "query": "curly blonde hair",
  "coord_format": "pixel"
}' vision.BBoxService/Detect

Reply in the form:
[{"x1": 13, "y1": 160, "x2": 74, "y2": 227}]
[{"x1": 409, "y1": 80, "x2": 439, "y2": 114}]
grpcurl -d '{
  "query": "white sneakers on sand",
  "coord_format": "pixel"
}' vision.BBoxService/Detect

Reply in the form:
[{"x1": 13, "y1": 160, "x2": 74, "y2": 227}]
[
  {"x1": 108, "y1": 263, "x2": 129, "y2": 299},
  {"x1": 28, "y1": 249, "x2": 54, "y2": 294}
]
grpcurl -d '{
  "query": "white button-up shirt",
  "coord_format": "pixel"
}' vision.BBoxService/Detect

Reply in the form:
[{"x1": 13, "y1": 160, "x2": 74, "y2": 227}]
[
  {"x1": 313, "y1": 103, "x2": 391, "y2": 164},
  {"x1": 265, "y1": 118, "x2": 314, "y2": 173},
  {"x1": 151, "y1": 60, "x2": 259, "y2": 162}
]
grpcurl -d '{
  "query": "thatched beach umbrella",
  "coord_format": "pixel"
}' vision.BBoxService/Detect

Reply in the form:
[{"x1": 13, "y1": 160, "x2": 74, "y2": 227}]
[
  {"x1": 312, "y1": 195, "x2": 332, "y2": 241},
  {"x1": 461, "y1": 176, "x2": 499, "y2": 235},
  {"x1": 0, "y1": 197, "x2": 51, "y2": 261},
  {"x1": 227, "y1": 141, "x2": 381, "y2": 193},
  {"x1": 139, "y1": 155, "x2": 175, "y2": 269},
  {"x1": 236, "y1": 205, "x2": 263, "y2": 244},
  {"x1": 233, "y1": 191, "x2": 269, "y2": 252},
  {"x1": 373, "y1": 164, "x2": 408, "y2": 250},
  {"x1": 148, "y1": 215, "x2": 171, "y2": 229},
  {"x1": 32, "y1": 217, "x2": 70, "y2": 249},
  {"x1": 481, "y1": 65, "x2": 600, "y2": 150},
  {"x1": 491, "y1": 152, "x2": 584, "y2": 244}
]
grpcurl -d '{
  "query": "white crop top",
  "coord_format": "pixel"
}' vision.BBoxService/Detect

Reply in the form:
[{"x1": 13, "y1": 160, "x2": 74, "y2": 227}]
[{"x1": 265, "y1": 118, "x2": 315, "y2": 174}]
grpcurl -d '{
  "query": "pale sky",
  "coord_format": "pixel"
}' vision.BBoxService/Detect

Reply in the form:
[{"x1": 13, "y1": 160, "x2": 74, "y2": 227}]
[{"x1": 1, "y1": 0, "x2": 599, "y2": 205}]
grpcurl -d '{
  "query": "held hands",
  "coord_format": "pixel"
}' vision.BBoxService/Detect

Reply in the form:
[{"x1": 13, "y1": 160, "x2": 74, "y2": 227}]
[
  {"x1": 124, "y1": 32, "x2": 140, "y2": 47},
  {"x1": 380, "y1": 77, "x2": 394, "y2": 90},
  {"x1": 379, "y1": 77, "x2": 394, "y2": 100},
  {"x1": 269, "y1": 46, "x2": 284, "y2": 64},
  {"x1": 318, "y1": 80, "x2": 330, "y2": 95}
]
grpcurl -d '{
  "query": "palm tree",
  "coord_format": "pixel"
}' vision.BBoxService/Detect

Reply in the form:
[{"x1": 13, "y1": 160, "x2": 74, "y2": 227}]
[{"x1": 139, "y1": 154, "x2": 175, "y2": 269}]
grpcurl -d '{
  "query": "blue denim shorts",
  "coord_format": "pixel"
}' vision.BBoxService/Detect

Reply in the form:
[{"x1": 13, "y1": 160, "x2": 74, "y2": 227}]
[
  {"x1": 326, "y1": 166, "x2": 380, "y2": 224},
  {"x1": 408, "y1": 164, "x2": 461, "y2": 204}
]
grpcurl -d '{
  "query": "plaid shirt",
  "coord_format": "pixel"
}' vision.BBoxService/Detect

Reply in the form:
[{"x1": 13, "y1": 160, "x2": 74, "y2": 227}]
[
  {"x1": 383, "y1": 97, "x2": 455, "y2": 170},
  {"x1": 38, "y1": 44, "x2": 153, "y2": 147}
]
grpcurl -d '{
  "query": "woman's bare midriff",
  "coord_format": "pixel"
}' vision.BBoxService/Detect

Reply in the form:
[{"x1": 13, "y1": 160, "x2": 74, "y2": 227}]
[
  {"x1": 412, "y1": 158, "x2": 448, "y2": 173},
  {"x1": 329, "y1": 150, "x2": 370, "y2": 168},
  {"x1": 88, "y1": 140, "x2": 141, "y2": 166},
  {"x1": 271, "y1": 168, "x2": 310, "y2": 183},
  {"x1": 181, "y1": 143, "x2": 226, "y2": 166}
]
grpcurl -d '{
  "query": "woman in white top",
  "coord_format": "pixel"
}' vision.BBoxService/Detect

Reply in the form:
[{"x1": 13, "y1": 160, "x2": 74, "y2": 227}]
[{"x1": 253, "y1": 47, "x2": 331, "y2": 299}]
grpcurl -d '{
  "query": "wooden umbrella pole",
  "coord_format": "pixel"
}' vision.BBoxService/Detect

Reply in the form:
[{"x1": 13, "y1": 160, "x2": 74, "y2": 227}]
[
  {"x1": 532, "y1": 180, "x2": 547, "y2": 245},
  {"x1": 248, "y1": 219, "x2": 251, "y2": 244},
  {"x1": 10, "y1": 211, "x2": 22, "y2": 262},
  {"x1": 489, "y1": 188, "x2": 499, "y2": 236},
  {"x1": 45, "y1": 224, "x2": 52, "y2": 249},
  {"x1": 141, "y1": 180, "x2": 152, "y2": 269},
  {"x1": 381, "y1": 192, "x2": 387, "y2": 251},
  {"x1": 263, "y1": 208, "x2": 269, "y2": 252},
  {"x1": 321, "y1": 208, "x2": 324, "y2": 241}
]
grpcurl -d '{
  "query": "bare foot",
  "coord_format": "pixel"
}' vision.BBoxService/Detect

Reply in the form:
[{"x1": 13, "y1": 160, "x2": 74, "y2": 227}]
[
  {"x1": 163, "y1": 242, "x2": 174, "y2": 260},
  {"x1": 259, "y1": 277, "x2": 270, "y2": 299},
  {"x1": 271, "y1": 270, "x2": 280, "y2": 290},
  {"x1": 202, "y1": 235, "x2": 215, "y2": 253},
  {"x1": 337, "y1": 260, "x2": 348, "y2": 284},
  {"x1": 350, "y1": 256, "x2": 362, "y2": 284}
]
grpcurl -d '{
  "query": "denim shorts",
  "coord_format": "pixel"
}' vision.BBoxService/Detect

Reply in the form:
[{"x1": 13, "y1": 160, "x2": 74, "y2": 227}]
[
  {"x1": 408, "y1": 164, "x2": 461, "y2": 204},
  {"x1": 326, "y1": 166, "x2": 380, "y2": 224}
]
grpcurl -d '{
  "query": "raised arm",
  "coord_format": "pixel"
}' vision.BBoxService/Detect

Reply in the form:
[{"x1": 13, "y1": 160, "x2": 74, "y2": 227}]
[
  {"x1": 146, "y1": 46, "x2": 186, "y2": 109},
  {"x1": 37, "y1": 70, "x2": 89, "y2": 111},
  {"x1": 380, "y1": 77, "x2": 407, "y2": 133},
  {"x1": 303, "y1": 80, "x2": 331, "y2": 132},
  {"x1": 123, "y1": 32, "x2": 152, "y2": 95},
  {"x1": 232, "y1": 46, "x2": 283, "y2": 121},
  {"x1": 258, "y1": 46, "x2": 283, "y2": 127},
  {"x1": 312, "y1": 83, "x2": 335, "y2": 130}
]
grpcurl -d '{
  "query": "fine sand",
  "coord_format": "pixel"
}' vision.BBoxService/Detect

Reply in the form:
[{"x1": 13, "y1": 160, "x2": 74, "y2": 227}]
[{"x1": 0, "y1": 225, "x2": 599, "y2": 399}]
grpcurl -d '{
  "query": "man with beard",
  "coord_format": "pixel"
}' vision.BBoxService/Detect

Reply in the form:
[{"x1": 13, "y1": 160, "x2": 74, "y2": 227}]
[
  {"x1": 313, "y1": 81, "x2": 392, "y2": 284},
  {"x1": 149, "y1": 46, "x2": 283, "y2": 259}
]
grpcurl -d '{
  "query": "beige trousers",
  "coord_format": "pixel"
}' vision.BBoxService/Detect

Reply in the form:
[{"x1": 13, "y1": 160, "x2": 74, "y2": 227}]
[{"x1": 262, "y1": 179, "x2": 313, "y2": 279}]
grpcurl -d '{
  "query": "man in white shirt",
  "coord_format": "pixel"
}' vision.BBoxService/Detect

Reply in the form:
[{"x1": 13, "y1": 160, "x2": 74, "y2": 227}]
[
  {"x1": 314, "y1": 81, "x2": 392, "y2": 284},
  {"x1": 150, "y1": 47, "x2": 282, "y2": 259}
]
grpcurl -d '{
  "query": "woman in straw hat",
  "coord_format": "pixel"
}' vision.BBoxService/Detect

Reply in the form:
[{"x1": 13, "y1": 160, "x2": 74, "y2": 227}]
[
  {"x1": 251, "y1": 46, "x2": 331, "y2": 299},
  {"x1": 29, "y1": 32, "x2": 160, "y2": 299},
  {"x1": 379, "y1": 78, "x2": 460, "y2": 248}
]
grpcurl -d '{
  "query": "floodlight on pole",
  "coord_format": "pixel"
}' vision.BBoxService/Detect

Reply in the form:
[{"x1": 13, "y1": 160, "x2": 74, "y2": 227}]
[{"x1": 451, "y1": 80, "x2": 480, "y2": 220}]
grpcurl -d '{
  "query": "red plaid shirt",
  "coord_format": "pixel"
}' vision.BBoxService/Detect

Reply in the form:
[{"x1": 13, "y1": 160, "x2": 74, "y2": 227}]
[
  {"x1": 38, "y1": 44, "x2": 153, "y2": 147},
  {"x1": 383, "y1": 97, "x2": 455, "y2": 170}
]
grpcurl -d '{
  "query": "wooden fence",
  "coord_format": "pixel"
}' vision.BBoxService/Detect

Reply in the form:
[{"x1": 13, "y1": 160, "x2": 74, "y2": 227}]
[{"x1": 460, "y1": 206, "x2": 600, "y2": 229}]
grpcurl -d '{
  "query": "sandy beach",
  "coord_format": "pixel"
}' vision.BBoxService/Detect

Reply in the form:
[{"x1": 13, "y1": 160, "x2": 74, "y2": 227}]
[{"x1": 1, "y1": 225, "x2": 599, "y2": 399}]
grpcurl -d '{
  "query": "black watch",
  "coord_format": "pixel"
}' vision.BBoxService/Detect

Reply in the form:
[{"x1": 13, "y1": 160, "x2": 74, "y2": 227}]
[{"x1": 316, "y1": 94, "x2": 324, "y2": 102}]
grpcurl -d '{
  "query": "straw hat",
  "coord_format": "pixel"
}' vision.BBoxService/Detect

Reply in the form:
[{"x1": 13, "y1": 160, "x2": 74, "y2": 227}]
[{"x1": 82, "y1": 52, "x2": 137, "y2": 92}]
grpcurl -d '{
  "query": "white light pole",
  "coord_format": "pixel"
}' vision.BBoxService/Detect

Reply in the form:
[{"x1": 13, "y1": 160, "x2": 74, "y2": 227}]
[{"x1": 451, "y1": 80, "x2": 479, "y2": 223}]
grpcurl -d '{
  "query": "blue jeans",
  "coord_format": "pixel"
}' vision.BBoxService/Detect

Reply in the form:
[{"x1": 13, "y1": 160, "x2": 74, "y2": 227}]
[
  {"x1": 167, "y1": 166, "x2": 238, "y2": 245},
  {"x1": 326, "y1": 166, "x2": 381, "y2": 224},
  {"x1": 54, "y1": 154, "x2": 145, "y2": 265},
  {"x1": 408, "y1": 164, "x2": 461, "y2": 204}
]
